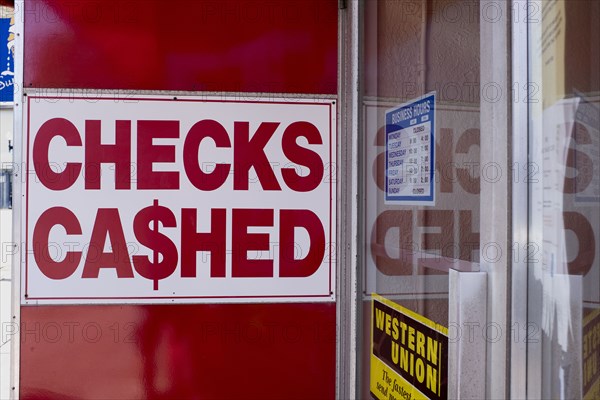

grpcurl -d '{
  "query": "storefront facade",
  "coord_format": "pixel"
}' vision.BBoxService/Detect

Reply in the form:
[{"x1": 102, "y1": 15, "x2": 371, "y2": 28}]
[{"x1": 3, "y1": 0, "x2": 599, "y2": 398}]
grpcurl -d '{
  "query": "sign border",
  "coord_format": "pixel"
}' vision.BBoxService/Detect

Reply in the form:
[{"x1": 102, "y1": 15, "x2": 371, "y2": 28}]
[{"x1": 22, "y1": 93, "x2": 337, "y2": 304}]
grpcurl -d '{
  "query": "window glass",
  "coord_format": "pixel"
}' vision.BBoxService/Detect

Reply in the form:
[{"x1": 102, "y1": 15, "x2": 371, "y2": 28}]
[
  {"x1": 528, "y1": 0, "x2": 600, "y2": 398},
  {"x1": 360, "y1": 1, "x2": 481, "y2": 396}
]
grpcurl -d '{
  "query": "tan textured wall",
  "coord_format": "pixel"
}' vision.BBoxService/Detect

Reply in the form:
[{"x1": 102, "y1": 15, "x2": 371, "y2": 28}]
[
  {"x1": 565, "y1": 0, "x2": 600, "y2": 95},
  {"x1": 366, "y1": 0, "x2": 480, "y2": 105}
]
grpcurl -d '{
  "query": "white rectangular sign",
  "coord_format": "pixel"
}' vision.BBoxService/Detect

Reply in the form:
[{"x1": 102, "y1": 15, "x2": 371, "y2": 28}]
[
  {"x1": 21, "y1": 93, "x2": 336, "y2": 304},
  {"x1": 364, "y1": 99, "x2": 479, "y2": 297}
]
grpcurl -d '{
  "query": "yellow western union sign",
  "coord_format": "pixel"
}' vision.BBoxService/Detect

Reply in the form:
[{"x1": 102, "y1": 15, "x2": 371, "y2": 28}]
[
  {"x1": 583, "y1": 308, "x2": 600, "y2": 400},
  {"x1": 370, "y1": 294, "x2": 448, "y2": 400}
]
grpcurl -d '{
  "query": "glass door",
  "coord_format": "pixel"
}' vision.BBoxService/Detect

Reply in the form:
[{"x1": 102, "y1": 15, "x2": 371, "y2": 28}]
[
  {"x1": 527, "y1": 0, "x2": 600, "y2": 398},
  {"x1": 359, "y1": 1, "x2": 484, "y2": 397}
]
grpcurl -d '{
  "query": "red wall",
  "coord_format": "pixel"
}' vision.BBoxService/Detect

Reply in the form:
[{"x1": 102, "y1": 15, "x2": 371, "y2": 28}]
[
  {"x1": 21, "y1": 1, "x2": 337, "y2": 398},
  {"x1": 23, "y1": 0, "x2": 337, "y2": 94}
]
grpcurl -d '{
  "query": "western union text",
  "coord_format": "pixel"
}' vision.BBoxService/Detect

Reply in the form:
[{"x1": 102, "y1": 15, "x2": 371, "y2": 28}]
[{"x1": 375, "y1": 307, "x2": 441, "y2": 396}]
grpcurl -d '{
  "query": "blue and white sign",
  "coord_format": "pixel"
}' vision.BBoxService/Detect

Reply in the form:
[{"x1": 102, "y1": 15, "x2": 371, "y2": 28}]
[
  {"x1": 0, "y1": 17, "x2": 15, "y2": 103},
  {"x1": 385, "y1": 92, "x2": 435, "y2": 205}
]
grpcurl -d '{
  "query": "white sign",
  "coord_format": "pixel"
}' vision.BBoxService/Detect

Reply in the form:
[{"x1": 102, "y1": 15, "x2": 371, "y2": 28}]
[
  {"x1": 385, "y1": 92, "x2": 435, "y2": 205},
  {"x1": 364, "y1": 99, "x2": 480, "y2": 296},
  {"x1": 21, "y1": 93, "x2": 336, "y2": 304}
]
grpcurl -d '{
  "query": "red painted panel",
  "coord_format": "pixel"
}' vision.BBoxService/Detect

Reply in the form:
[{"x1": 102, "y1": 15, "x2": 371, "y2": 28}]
[
  {"x1": 23, "y1": 0, "x2": 338, "y2": 94},
  {"x1": 21, "y1": 1, "x2": 338, "y2": 398},
  {"x1": 20, "y1": 303, "x2": 336, "y2": 399}
]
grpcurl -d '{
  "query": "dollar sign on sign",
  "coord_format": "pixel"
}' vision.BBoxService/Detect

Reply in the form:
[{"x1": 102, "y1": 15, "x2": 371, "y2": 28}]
[{"x1": 133, "y1": 199, "x2": 178, "y2": 290}]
